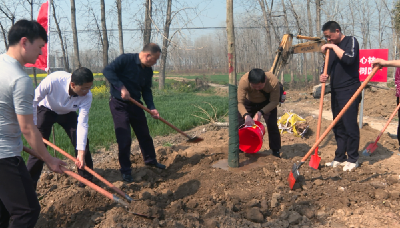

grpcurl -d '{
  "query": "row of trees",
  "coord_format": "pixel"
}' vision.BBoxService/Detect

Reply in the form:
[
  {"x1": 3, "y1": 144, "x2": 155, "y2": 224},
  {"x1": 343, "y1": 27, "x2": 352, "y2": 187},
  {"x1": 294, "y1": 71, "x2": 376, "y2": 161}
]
[{"x1": 0, "y1": 0, "x2": 398, "y2": 89}]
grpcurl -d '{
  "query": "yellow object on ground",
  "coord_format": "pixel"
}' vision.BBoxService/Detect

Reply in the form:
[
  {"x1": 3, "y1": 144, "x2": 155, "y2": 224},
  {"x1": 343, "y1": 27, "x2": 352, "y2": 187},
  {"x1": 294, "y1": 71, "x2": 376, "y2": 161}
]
[{"x1": 277, "y1": 112, "x2": 308, "y2": 137}]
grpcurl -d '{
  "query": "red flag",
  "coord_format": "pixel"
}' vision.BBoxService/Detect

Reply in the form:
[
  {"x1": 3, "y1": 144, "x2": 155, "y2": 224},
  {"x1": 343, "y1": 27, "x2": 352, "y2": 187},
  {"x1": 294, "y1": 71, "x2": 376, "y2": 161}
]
[{"x1": 25, "y1": 1, "x2": 49, "y2": 71}]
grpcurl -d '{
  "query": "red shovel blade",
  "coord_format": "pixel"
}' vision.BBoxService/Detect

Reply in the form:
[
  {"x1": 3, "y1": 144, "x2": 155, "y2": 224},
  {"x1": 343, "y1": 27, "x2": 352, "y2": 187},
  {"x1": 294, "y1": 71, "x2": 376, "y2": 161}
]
[
  {"x1": 309, "y1": 151, "x2": 321, "y2": 170},
  {"x1": 362, "y1": 143, "x2": 378, "y2": 156}
]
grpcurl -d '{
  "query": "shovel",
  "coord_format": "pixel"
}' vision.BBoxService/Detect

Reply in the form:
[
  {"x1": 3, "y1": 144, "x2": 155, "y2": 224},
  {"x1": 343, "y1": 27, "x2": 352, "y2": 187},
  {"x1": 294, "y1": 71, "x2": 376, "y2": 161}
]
[
  {"x1": 23, "y1": 146, "x2": 155, "y2": 219},
  {"x1": 128, "y1": 97, "x2": 203, "y2": 143},
  {"x1": 309, "y1": 49, "x2": 330, "y2": 170},
  {"x1": 288, "y1": 65, "x2": 380, "y2": 189},
  {"x1": 42, "y1": 138, "x2": 135, "y2": 203},
  {"x1": 363, "y1": 101, "x2": 400, "y2": 156}
]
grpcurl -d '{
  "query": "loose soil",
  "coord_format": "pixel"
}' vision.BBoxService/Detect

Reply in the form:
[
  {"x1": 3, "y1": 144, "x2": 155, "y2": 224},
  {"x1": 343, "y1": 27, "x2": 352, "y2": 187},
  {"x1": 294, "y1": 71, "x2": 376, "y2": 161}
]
[{"x1": 35, "y1": 88, "x2": 400, "y2": 228}]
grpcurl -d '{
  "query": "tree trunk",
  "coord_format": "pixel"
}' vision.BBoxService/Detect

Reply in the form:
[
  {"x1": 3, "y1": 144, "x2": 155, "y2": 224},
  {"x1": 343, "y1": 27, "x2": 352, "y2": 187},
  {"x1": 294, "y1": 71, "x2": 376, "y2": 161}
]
[
  {"x1": 306, "y1": 0, "x2": 316, "y2": 84},
  {"x1": 0, "y1": 22, "x2": 8, "y2": 50},
  {"x1": 315, "y1": 0, "x2": 321, "y2": 84},
  {"x1": 257, "y1": 0, "x2": 272, "y2": 65},
  {"x1": 51, "y1": 1, "x2": 69, "y2": 72},
  {"x1": 117, "y1": 0, "x2": 124, "y2": 54},
  {"x1": 158, "y1": 0, "x2": 172, "y2": 90},
  {"x1": 70, "y1": 0, "x2": 81, "y2": 68},
  {"x1": 281, "y1": 0, "x2": 290, "y2": 34},
  {"x1": 226, "y1": 0, "x2": 239, "y2": 168},
  {"x1": 143, "y1": 0, "x2": 152, "y2": 46},
  {"x1": 100, "y1": 0, "x2": 109, "y2": 68}
]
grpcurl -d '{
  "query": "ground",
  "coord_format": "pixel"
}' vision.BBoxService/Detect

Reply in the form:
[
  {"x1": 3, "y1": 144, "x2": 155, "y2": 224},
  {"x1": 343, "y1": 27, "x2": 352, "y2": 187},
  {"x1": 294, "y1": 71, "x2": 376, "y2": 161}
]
[{"x1": 34, "y1": 86, "x2": 400, "y2": 228}]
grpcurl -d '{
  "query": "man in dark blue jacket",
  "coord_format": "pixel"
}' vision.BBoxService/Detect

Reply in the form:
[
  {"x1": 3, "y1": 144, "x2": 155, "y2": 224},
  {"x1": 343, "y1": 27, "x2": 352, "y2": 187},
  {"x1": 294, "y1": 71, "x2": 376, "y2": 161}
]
[
  {"x1": 320, "y1": 21, "x2": 361, "y2": 172},
  {"x1": 103, "y1": 43, "x2": 165, "y2": 183}
]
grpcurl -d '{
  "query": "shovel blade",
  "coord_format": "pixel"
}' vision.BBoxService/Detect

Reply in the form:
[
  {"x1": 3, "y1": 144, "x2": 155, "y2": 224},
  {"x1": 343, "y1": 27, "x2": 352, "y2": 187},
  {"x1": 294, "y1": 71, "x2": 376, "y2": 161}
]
[
  {"x1": 287, "y1": 162, "x2": 303, "y2": 189},
  {"x1": 187, "y1": 136, "x2": 204, "y2": 143},
  {"x1": 362, "y1": 143, "x2": 377, "y2": 156},
  {"x1": 309, "y1": 154, "x2": 321, "y2": 170}
]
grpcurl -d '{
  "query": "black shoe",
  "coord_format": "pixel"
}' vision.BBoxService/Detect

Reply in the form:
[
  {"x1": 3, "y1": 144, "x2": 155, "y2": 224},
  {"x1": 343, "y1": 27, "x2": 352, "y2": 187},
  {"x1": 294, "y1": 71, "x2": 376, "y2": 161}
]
[
  {"x1": 272, "y1": 150, "x2": 281, "y2": 158},
  {"x1": 145, "y1": 162, "x2": 166, "y2": 169},
  {"x1": 122, "y1": 173, "x2": 134, "y2": 183}
]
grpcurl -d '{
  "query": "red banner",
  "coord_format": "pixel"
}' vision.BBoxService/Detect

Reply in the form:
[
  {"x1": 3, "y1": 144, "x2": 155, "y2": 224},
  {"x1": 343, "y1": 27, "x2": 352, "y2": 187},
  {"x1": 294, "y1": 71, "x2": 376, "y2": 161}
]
[
  {"x1": 25, "y1": 1, "x2": 49, "y2": 71},
  {"x1": 359, "y1": 49, "x2": 388, "y2": 82}
]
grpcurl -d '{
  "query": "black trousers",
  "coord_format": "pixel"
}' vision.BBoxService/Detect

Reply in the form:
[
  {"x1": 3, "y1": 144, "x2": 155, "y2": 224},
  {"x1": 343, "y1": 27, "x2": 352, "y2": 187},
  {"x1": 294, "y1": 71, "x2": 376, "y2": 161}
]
[
  {"x1": 0, "y1": 156, "x2": 41, "y2": 228},
  {"x1": 26, "y1": 106, "x2": 93, "y2": 190},
  {"x1": 109, "y1": 97, "x2": 157, "y2": 175},
  {"x1": 237, "y1": 99, "x2": 281, "y2": 152},
  {"x1": 397, "y1": 97, "x2": 400, "y2": 146},
  {"x1": 331, "y1": 86, "x2": 361, "y2": 163}
]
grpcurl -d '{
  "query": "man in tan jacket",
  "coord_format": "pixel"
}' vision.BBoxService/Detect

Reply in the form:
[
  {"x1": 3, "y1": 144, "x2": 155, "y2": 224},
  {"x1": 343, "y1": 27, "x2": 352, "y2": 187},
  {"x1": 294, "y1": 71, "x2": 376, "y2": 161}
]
[{"x1": 237, "y1": 68, "x2": 281, "y2": 157}]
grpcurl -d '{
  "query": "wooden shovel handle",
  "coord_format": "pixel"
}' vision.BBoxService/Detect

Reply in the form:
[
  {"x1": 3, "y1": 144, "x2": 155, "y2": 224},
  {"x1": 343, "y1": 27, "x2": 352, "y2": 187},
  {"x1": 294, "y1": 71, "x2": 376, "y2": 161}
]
[
  {"x1": 127, "y1": 97, "x2": 191, "y2": 138},
  {"x1": 375, "y1": 101, "x2": 400, "y2": 142},
  {"x1": 301, "y1": 66, "x2": 381, "y2": 162},
  {"x1": 315, "y1": 49, "x2": 330, "y2": 151},
  {"x1": 42, "y1": 138, "x2": 129, "y2": 200}
]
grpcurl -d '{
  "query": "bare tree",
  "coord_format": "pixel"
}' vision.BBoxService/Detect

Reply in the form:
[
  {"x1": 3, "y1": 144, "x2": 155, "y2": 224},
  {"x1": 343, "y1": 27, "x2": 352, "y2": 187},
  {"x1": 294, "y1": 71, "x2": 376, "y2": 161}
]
[
  {"x1": 158, "y1": 0, "x2": 172, "y2": 90},
  {"x1": 71, "y1": 0, "x2": 81, "y2": 68},
  {"x1": 257, "y1": 0, "x2": 273, "y2": 64},
  {"x1": 116, "y1": 0, "x2": 124, "y2": 54},
  {"x1": 100, "y1": 0, "x2": 109, "y2": 68},
  {"x1": 143, "y1": 0, "x2": 152, "y2": 46},
  {"x1": 51, "y1": 1, "x2": 69, "y2": 72}
]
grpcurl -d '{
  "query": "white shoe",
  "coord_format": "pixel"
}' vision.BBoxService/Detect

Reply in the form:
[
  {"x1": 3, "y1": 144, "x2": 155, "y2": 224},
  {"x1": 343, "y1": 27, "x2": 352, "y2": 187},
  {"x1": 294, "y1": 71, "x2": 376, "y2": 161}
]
[
  {"x1": 343, "y1": 161, "x2": 359, "y2": 171},
  {"x1": 325, "y1": 161, "x2": 347, "y2": 168}
]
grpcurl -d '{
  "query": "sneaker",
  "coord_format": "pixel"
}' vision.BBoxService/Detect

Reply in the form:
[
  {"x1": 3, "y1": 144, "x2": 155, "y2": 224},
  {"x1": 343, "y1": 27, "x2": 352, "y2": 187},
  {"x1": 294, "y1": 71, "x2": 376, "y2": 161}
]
[
  {"x1": 325, "y1": 161, "x2": 347, "y2": 168},
  {"x1": 122, "y1": 173, "x2": 134, "y2": 183},
  {"x1": 343, "y1": 161, "x2": 359, "y2": 171},
  {"x1": 272, "y1": 150, "x2": 281, "y2": 158}
]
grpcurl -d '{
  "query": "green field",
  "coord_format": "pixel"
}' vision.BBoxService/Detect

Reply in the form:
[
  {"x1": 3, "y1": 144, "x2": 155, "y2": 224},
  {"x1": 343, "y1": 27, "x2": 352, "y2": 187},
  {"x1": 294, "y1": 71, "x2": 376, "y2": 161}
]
[{"x1": 21, "y1": 84, "x2": 227, "y2": 161}]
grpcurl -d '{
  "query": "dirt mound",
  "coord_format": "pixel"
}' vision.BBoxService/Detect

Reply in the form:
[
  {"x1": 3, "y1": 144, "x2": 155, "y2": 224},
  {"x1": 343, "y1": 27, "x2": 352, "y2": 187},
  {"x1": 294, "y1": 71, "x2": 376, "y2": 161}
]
[{"x1": 34, "y1": 117, "x2": 400, "y2": 228}]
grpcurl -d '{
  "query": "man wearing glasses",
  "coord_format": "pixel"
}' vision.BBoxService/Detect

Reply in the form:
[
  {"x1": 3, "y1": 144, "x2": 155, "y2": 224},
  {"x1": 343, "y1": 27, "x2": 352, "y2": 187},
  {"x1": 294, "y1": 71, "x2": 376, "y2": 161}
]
[{"x1": 27, "y1": 67, "x2": 95, "y2": 188}]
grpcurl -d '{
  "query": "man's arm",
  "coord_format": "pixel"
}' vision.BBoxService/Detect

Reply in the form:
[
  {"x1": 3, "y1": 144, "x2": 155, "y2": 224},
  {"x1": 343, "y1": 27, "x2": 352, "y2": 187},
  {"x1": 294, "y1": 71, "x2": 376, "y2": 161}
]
[
  {"x1": 142, "y1": 72, "x2": 156, "y2": 110},
  {"x1": 260, "y1": 74, "x2": 280, "y2": 114},
  {"x1": 102, "y1": 54, "x2": 127, "y2": 90},
  {"x1": 237, "y1": 74, "x2": 249, "y2": 117},
  {"x1": 17, "y1": 114, "x2": 66, "y2": 173},
  {"x1": 75, "y1": 95, "x2": 92, "y2": 168},
  {"x1": 373, "y1": 59, "x2": 400, "y2": 68}
]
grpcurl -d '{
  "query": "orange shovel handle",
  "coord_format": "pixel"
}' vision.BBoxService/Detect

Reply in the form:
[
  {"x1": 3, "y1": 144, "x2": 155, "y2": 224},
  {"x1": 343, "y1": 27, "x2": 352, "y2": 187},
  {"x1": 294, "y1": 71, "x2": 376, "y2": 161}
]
[
  {"x1": 374, "y1": 101, "x2": 400, "y2": 143},
  {"x1": 315, "y1": 49, "x2": 330, "y2": 153},
  {"x1": 42, "y1": 138, "x2": 132, "y2": 202},
  {"x1": 22, "y1": 146, "x2": 128, "y2": 207},
  {"x1": 301, "y1": 66, "x2": 380, "y2": 162}
]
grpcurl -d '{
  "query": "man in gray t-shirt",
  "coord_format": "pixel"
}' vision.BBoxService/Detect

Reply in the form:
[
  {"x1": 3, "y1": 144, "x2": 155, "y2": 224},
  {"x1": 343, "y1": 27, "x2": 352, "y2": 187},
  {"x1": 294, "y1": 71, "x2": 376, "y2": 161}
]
[{"x1": 0, "y1": 20, "x2": 65, "y2": 228}]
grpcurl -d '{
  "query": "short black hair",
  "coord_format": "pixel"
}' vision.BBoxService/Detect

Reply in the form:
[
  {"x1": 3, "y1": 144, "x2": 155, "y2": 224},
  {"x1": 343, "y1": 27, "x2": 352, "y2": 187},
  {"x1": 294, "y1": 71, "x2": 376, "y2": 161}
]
[
  {"x1": 248, "y1": 68, "x2": 266, "y2": 84},
  {"x1": 8, "y1": 19, "x2": 47, "y2": 46},
  {"x1": 71, "y1": 67, "x2": 94, "y2": 85},
  {"x1": 322, "y1": 21, "x2": 341, "y2": 33},
  {"x1": 142, "y1": 43, "x2": 161, "y2": 54}
]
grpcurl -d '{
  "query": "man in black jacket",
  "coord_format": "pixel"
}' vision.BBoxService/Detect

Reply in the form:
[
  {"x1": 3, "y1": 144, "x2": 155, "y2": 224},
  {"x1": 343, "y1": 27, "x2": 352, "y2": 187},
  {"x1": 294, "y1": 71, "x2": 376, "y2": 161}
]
[
  {"x1": 103, "y1": 43, "x2": 165, "y2": 183},
  {"x1": 319, "y1": 21, "x2": 361, "y2": 171}
]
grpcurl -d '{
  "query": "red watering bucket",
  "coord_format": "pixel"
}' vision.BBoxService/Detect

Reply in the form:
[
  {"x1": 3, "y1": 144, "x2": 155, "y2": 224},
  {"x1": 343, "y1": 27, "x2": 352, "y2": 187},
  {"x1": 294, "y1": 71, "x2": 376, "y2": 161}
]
[{"x1": 238, "y1": 121, "x2": 266, "y2": 153}]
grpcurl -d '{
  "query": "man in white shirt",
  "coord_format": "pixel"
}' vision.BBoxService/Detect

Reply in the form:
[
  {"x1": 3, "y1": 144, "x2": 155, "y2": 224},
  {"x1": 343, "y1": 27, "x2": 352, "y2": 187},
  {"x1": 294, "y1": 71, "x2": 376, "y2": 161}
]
[{"x1": 26, "y1": 67, "x2": 94, "y2": 188}]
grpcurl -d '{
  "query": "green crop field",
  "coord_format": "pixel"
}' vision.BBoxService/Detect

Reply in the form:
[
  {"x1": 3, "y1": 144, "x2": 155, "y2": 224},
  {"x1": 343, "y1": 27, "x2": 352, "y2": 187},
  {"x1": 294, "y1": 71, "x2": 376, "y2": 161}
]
[{"x1": 21, "y1": 81, "x2": 227, "y2": 161}]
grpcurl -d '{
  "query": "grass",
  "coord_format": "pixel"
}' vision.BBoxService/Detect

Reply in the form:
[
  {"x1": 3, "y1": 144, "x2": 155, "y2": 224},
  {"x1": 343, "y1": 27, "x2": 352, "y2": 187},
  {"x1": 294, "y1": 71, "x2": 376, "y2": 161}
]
[{"x1": 21, "y1": 87, "x2": 227, "y2": 161}]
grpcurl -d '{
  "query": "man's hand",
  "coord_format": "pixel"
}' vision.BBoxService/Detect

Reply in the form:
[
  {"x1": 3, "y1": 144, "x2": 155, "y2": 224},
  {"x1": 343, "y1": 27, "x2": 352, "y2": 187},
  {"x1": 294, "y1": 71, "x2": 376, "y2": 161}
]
[
  {"x1": 320, "y1": 74, "x2": 329, "y2": 83},
  {"x1": 44, "y1": 156, "x2": 67, "y2": 174},
  {"x1": 150, "y1": 109, "x2": 160, "y2": 119},
  {"x1": 253, "y1": 111, "x2": 262, "y2": 122},
  {"x1": 245, "y1": 115, "x2": 255, "y2": 126},
  {"x1": 75, "y1": 150, "x2": 86, "y2": 169},
  {"x1": 372, "y1": 58, "x2": 385, "y2": 69},
  {"x1": 121, "y1": 86, "x2": 130, "y2": 100},
  {"x1": 321, "y1": 44, "x2": 335, "y2": 53}
]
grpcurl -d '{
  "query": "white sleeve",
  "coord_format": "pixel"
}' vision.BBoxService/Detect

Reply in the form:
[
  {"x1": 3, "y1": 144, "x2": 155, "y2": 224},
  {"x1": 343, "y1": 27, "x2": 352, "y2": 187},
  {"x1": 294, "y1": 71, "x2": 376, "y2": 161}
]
[
  {"x1": 76, "y1": 93, "x2": 92, "y2": 151},
  {"x1": 33, "y1": 76, "x2": 52, "y2": 125}
]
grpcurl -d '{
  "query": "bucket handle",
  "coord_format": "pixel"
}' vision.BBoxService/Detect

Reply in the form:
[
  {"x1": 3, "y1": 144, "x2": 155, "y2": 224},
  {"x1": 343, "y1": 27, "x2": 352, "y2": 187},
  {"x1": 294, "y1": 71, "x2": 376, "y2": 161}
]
[{"x1": 239, "y1": 123, "x2": 263, "y2": 133}]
